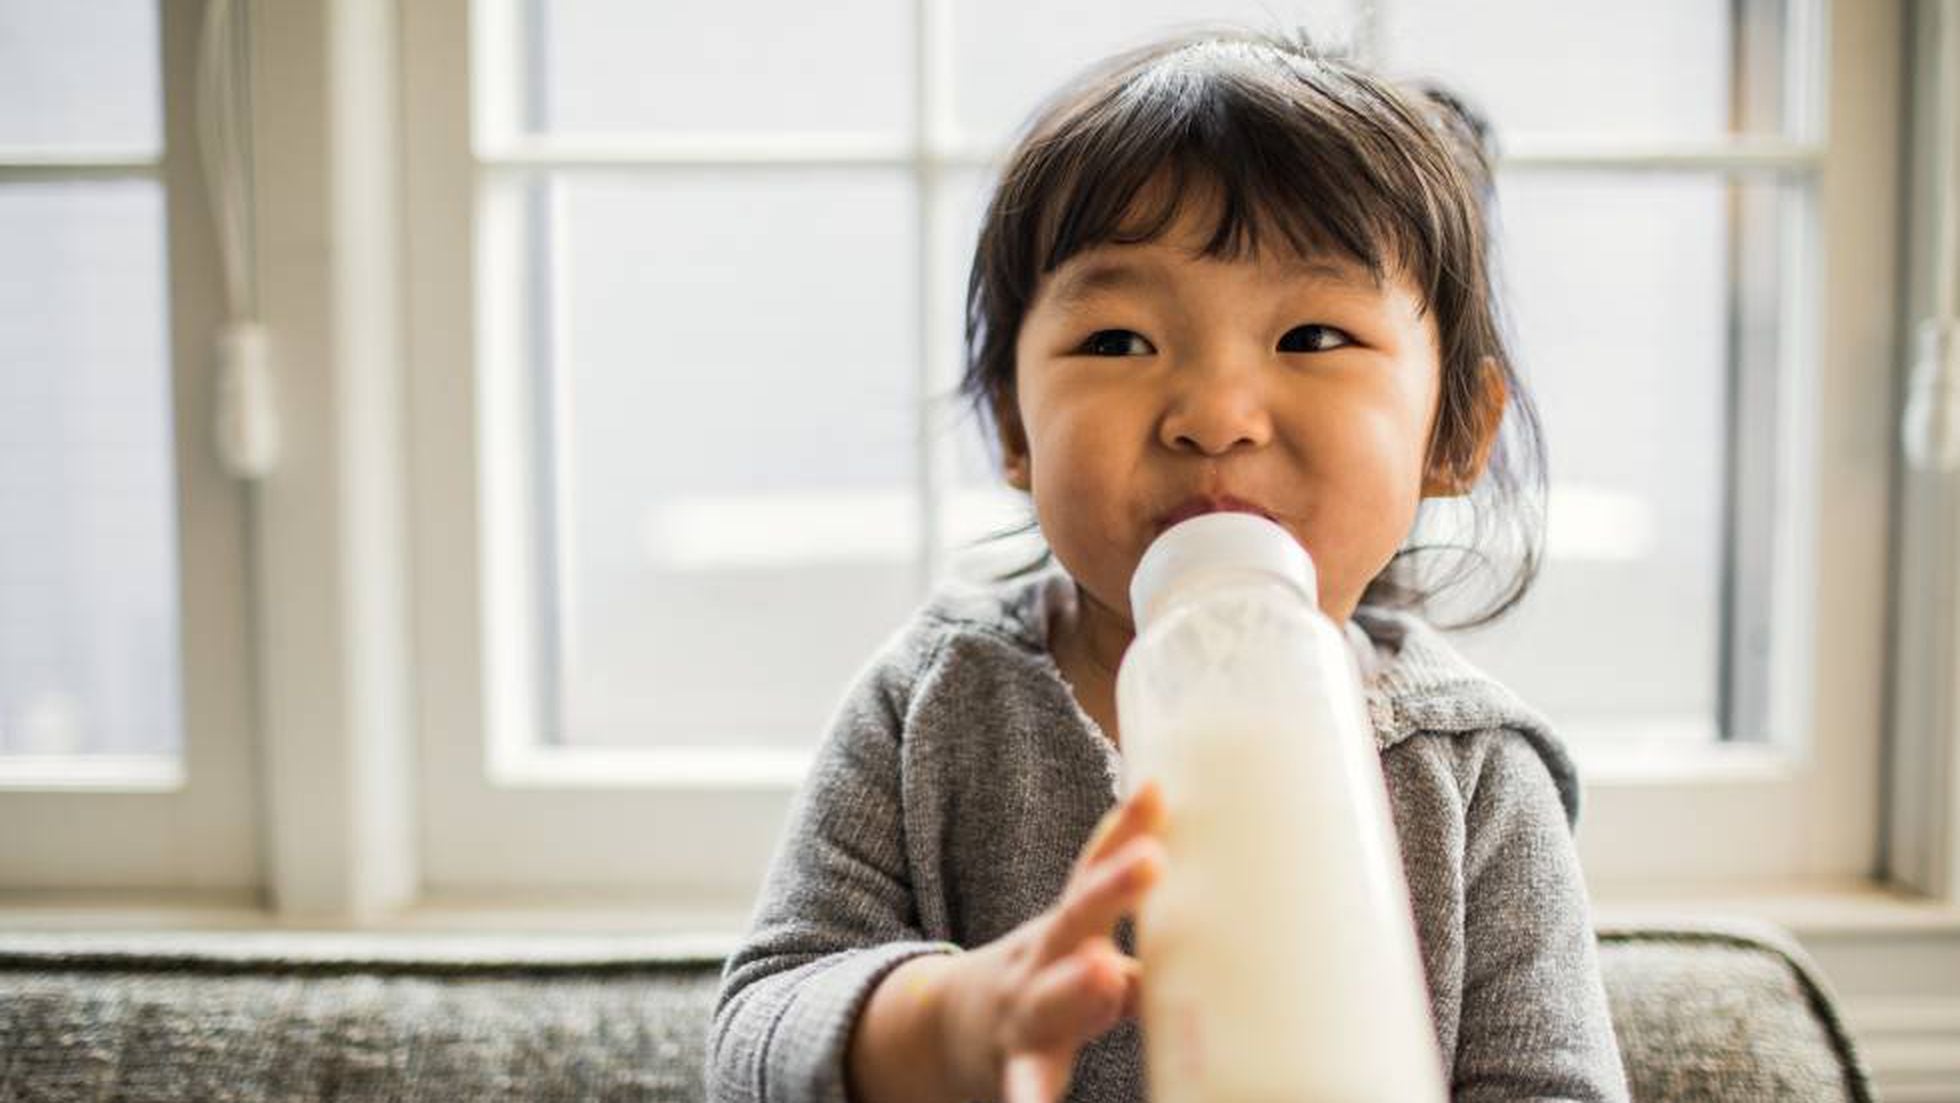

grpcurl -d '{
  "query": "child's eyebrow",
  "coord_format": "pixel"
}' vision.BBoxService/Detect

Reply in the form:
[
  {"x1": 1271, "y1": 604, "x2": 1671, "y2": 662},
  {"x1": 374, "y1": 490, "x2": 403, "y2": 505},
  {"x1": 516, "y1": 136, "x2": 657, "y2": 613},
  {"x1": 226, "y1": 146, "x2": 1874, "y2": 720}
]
[
  {"x1": 1047, "y1": 255, "x2": 1381, "y2": 313},
  {"x1": 1279, "y1": 257, "x2": 1384, "y2": 293},
  {"x1": 1047, "y1": 259, "x2": 1170, "y2": 312}
]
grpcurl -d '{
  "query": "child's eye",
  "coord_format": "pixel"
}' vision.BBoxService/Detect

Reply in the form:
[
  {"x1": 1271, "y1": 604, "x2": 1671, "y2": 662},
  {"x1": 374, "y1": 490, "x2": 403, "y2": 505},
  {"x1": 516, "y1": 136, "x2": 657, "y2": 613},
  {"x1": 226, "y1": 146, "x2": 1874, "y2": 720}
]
[
  {"x1": 1078, "y1": 329, "x2": 1156, "y2": 357},
  {"x1": 1278, "y1": 324, "x2": 1353, "y2": 353}
]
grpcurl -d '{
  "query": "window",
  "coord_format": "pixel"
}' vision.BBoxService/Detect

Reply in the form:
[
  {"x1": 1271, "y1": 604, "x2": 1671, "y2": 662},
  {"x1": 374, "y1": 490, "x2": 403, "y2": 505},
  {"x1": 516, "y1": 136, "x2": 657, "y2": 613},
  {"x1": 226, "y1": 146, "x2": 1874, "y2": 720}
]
[
  {"x1": 0, "y1": 0, "x2": 258, "y2": 892},
  {"x1": 1385, "y1": 1, "x2": 1807, "y2": 762},
  {"x1": 402, "y1": 0, "x2": 1900, "y2": 905},
  {"x1": 0, "y1": 0, "x2": 1921, "y2": 924},
  {"x1": 1, "y1": 6, "x2": 177, "y2": 766}
]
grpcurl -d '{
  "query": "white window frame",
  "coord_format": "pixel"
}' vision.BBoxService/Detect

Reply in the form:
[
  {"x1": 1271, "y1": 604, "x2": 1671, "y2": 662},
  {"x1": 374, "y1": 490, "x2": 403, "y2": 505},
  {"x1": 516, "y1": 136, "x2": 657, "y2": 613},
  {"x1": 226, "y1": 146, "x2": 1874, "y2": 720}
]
[
  {"x1": 395, "y1": 0, "x2": 1915, "y2": 912},
  {"x1": 0, "y1": 0, "x2": 260, "y2": 897},
  {"x1": 1885, "y1": 0, "x2": 1960, "y2": 904}
]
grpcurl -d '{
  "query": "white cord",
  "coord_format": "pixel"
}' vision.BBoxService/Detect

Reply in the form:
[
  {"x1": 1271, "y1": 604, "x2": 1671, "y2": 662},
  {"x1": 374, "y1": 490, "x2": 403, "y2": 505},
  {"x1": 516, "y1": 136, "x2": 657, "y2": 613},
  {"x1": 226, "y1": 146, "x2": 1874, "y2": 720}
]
[
  {"x1": 1904, "y1": 0, "x2": 1960, "y2": 474},
  {"x1": 1941, "y1": 1, "x2": 1959, "y2": 323},
  {"x1": 197, "y1": 0, "x2": 278, "y2": 478}
]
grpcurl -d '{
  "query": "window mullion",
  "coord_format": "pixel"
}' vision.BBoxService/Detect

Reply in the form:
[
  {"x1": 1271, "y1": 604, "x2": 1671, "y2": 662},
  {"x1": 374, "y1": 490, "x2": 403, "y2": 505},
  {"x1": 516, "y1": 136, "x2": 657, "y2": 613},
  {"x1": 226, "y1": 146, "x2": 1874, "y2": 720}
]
[
  {"x1": 0, "y1": 160, "x2": 161, "y2": 185},
  {"x1": 478, "y1": 134, "x2": 912, "y2": 169},
  {"x1": 248, "y1": 0, "x2": 417, "y2": 919},
  {"x1": 1885, "y1": 0, "x2": 1960, "y2": 904},
  {"x1": 914, "y1": 0, "x2": 950, "y2": 591},
  {"x1": 1499, "y1": 139, "x2": 1821, "y2": 173},
  {"x1": 471, "y1": 138, "x2": 1825, "y2": 176}
]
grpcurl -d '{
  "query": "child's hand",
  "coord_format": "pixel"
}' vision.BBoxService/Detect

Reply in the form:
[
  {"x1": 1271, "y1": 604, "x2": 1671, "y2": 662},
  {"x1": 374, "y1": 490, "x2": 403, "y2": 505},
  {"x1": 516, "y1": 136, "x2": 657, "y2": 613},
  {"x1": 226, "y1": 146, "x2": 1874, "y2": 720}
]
[{"x1": 940, "y1": 778, "x2": 1167, "y2": 1103}]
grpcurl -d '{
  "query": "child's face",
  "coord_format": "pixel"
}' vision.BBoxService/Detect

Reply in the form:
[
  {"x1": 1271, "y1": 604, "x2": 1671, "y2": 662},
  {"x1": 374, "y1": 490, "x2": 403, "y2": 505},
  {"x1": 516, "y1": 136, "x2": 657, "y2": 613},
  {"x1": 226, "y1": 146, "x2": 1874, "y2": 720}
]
[{"x1": 1001, "y1": 198, "x2": 1473, "y2": 630}]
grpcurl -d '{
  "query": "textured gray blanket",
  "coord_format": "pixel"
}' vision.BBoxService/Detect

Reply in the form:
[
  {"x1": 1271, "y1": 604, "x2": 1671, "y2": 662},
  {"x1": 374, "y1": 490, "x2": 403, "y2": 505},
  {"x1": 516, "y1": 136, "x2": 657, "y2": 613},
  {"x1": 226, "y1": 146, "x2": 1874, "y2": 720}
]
[{"x1": 0, "y1": 922, "x2": 1872, "y2": 1101}]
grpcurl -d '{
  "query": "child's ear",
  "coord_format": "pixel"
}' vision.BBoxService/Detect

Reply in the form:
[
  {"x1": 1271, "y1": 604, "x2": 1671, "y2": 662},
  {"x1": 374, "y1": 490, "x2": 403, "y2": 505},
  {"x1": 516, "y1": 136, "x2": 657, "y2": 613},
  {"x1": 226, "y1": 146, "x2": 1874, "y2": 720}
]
[
  {"x1": 993, "y1": 389, "x2": 1033, "y2": 491},
  {"x1": 1421, "y1": 356, "x2": 1508, "y2": 497}
]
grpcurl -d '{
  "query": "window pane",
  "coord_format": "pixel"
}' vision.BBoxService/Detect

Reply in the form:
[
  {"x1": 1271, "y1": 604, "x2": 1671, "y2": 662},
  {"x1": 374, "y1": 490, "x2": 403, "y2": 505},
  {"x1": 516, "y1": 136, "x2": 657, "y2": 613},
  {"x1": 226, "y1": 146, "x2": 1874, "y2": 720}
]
[
  {"x1": 952, "y1": 0, "x2": 1352, "y2": 150},
  {"x1": 0, "y1": 182, "x2": 182, "y2": 756},
  {"x1": 0, "y1": 2, "x2": 161, "y2": 152},
  {"x1": 1383, "y1": 0, "x2": 1787, "y2": 140},
  {"x1": 931, "y1": 155, "x2": 1778, "y2": 745},
  {"x1": 1429, "y1": 172, "x2": 1786, "y2": 743},
  {"x1": 954, "y1": 1, "x2": 1788, "y2": 149},
  {"x1": 529, "y1": 170, "x2": 920, "y2": 749},
  {"x1": 931, "y1": 166, "x2": 1044, "y2": 581},
  {"x1": 492, "y1": 0, "x2": 913, "y2": 137}
]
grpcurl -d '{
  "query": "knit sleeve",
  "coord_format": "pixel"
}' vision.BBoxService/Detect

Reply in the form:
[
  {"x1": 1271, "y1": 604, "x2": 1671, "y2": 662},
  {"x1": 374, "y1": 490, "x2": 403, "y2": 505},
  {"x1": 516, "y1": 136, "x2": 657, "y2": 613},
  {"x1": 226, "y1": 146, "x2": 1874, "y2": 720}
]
[
  {"x1": 703, "y1": 647, "x2": 963, "y2": 1103},
  {"x1": 1453, "y1": 728, "x2": 1631, "y2": 1102}
]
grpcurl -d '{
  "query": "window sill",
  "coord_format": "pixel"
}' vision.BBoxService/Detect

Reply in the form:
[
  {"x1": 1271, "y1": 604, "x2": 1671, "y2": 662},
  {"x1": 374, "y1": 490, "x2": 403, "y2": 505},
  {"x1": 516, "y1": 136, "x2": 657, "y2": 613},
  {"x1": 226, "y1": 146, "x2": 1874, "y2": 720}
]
[
  {"x1": 1591, "y1": 877, "x2": 1960, "y2": 936},
  {"x1": 1568, "y1": 732, "x2": 1800, "y2": 786},
  {"x1": 0, "y1": 755, "x2": 183, "y2": 792},
  {"x1": 0, "y1": 880, "x2": 1953, "y2": 941},
  {"x1": 480, "y1": 731, "x2": 1788, "y2": 792}
]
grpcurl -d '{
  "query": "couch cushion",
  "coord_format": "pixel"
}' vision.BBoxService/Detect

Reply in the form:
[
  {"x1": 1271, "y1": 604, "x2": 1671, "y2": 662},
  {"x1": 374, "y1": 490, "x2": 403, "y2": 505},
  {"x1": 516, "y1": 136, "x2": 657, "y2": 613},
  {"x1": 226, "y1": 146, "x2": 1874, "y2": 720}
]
[
  {"x1": 0, "y1": 925, "x2": 1870, "y2": 1102},
  {"x1": 0, "y1": 933, "x2": 728, "y2": 1102},
  {"x1": 1598, "y1": 922, "x2": 1873, "y2": 1103}
]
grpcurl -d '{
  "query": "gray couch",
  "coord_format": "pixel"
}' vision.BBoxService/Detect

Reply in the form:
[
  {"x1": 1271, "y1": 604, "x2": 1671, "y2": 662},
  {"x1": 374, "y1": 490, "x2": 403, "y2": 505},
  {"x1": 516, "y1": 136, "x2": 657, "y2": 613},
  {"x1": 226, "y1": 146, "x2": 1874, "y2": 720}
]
[{"x1": 0, "y1": 922, "x2": 1872, "y2": 1101}]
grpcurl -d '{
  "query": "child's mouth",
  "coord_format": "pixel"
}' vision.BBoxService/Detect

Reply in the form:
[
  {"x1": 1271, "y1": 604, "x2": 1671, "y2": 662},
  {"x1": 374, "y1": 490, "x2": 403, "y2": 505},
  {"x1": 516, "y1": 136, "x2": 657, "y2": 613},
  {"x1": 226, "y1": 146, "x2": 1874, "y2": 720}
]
[{"x1": 1154, "y1": 494, "x2": 1277, "y2": 535}]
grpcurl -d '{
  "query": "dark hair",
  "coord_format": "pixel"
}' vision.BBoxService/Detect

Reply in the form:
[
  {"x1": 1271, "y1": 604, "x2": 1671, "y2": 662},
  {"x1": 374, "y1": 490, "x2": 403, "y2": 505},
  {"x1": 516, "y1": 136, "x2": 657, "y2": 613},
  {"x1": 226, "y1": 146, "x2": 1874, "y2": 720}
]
[{"x1": 953, "y1": 25, "x2": 1546, "y2": 631}]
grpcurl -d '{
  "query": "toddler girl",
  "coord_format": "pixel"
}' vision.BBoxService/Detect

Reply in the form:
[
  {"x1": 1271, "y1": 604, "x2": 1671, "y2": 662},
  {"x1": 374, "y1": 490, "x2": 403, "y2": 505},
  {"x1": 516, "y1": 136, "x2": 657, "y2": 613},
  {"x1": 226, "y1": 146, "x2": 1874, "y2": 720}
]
[{"x1": 706, "y1": 25, "x2": 1629, "y2": 1103}]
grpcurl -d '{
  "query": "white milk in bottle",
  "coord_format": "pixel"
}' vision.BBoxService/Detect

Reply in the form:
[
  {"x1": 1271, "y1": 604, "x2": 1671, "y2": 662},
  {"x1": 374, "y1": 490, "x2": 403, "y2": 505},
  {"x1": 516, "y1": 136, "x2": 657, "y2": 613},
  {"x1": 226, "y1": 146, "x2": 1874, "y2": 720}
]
[{"x1": 1116, "y1": 511, "x2": 1446, "y2": 1103}]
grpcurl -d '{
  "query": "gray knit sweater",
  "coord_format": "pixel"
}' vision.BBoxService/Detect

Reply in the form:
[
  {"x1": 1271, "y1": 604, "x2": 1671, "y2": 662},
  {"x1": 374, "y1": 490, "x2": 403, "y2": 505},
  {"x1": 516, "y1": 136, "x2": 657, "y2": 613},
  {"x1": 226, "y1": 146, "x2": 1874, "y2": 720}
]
[{"x1": 706, "y1": 562, "x2": 1630, "y2": 1102}]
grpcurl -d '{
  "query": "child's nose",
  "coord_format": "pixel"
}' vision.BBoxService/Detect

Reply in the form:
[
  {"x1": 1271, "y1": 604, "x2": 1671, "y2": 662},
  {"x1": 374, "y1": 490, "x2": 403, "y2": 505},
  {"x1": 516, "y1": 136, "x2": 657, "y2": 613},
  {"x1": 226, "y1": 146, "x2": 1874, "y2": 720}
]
[{"x1": 1158, "y1": 354, "x2": 1275, "y2": 456}]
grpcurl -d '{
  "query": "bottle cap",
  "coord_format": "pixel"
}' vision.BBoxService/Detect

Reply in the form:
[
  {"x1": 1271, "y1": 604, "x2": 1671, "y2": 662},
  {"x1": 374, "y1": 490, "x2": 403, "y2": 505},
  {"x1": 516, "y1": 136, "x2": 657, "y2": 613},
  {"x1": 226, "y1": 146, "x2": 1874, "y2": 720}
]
[{"x1": 1128, "y1": 511, "x2": 1318, "y2": 630}]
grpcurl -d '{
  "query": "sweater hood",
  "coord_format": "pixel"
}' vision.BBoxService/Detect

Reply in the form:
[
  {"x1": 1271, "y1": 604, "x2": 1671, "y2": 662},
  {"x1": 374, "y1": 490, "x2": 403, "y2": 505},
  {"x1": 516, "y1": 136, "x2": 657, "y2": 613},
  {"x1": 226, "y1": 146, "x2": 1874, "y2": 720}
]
[{"x1": 925, "y1": 560, "x2": 1583, "y2": 828}]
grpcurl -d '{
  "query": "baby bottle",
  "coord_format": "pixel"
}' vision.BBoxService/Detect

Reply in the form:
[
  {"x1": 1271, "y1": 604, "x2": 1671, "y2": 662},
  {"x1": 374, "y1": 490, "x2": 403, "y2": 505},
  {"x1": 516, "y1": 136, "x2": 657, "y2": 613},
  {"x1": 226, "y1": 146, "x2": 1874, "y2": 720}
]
[{"x1": 1116, "y1": 511, "x2": 1446, "y2": 1103}]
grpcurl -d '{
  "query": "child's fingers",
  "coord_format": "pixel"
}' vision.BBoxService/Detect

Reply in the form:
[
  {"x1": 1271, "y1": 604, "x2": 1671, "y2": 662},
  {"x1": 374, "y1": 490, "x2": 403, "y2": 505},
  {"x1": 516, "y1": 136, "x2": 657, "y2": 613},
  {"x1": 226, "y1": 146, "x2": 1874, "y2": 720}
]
[
  {"x1": 1068, "y1": 778, "x2": 1165, "y2": 885},
  {"x1": 1041, "y1": 834, "x2": 1163, "y2": 963},
  {"x1": 1012, "y1": 937, "x2": 1128, "y2": 1048},
  {"x1": 1117, "y1": 955, "x2": 1143, "y2": 1019},
  {"x1": 1003, "y1": 1051, "x2": 1071, "y2": 1103}
]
